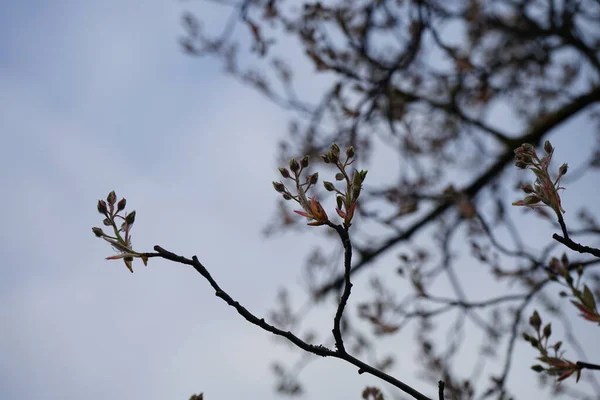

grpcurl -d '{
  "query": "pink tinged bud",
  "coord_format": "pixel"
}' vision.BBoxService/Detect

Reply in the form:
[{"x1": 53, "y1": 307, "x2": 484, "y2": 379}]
[
  {"x1": 300, "y1": 155, "x2": 310, "y2": 168},
  {"x1": 117, "y1": 198, "x2": 126, "y2": 212},
  {"x1": 272, "y1": 181, "x2": 286, "y2": 193},
  {"x1": 523, "y1": 195, "x2": 541, "y2": 205},
  {"x1": 107, "y1": 191, "x2": 117, "y2": 205},
  {"x1": 520, "y1": 184, "x2": 534, "y2": 193},
  {"x1": 279, "y1": 168, "x2": 290, "y2": 178},
  {"x1": 289, "y1": 158, "x2": 300, "y2": 173},
  {"x1": 97, "y1": 200, "x2": 108, "y2": 215},
  {"x1": 543, "y1": 323, "x2": 552, "y2": 338},
  {"x1": 559, "y1": 163, "x2": 568, "y2": 176},
  {"x1": 346, "y1": 146, "x2": 355, "y2": 159},
  {"x1": 529, "y1": 310, "x2": 542, "y2": 330},
  {"x1": 531, "y1": 365, "x2": 545, "y2": 373},
  {"x1": 520, "y1": 143, "x2": 534, "y2": 154},
  {"x1": 330, "y1": 143, "x2": 340, "y2": 155},
  {"x1": 515, "y1": 160, "x2": 528, "y2": 169},
  {"x1": 544, "y1": 140, "x2": 553, "y2": 154},
  {"x1": 125, "y1": 210, "x2": 136, "y2": 225},
  {"x1": 92, "y1": 227, "x2": 104, "y2": 237}
]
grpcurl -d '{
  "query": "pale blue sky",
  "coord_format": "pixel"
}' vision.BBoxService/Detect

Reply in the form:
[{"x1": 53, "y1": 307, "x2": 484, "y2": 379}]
[{"x1": 1, "y1": 1, "x2": 599, "y2": 400}]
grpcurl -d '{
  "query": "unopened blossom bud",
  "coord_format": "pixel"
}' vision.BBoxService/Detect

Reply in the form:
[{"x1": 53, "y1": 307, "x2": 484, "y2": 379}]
[
  {"x1": 328, "y1": 150, "x2": 339, "y2": 164},
  {"x1": 92, "y1": 227, "x2": 104, "y2": 237},
  {"x1": 529, "y1": 310, "x2": 541, "y2": 330},
  {"x1": 272, "y1": 181, "x2": 286, "y2": 193},
  {"x1": 125, "y1": 210, "x2": 136, "y2": 225},
  {"x1": 330, "y1": 143, "x2": 340, "y2": 155},
  {"x1": 323, "y1": 181, "x2": 335, "y2": 191},
  {"x1": 559, "y1": 163, "x2": 568, "y2": 176},
  {"x1": 321, "y1": 153, "x2": 331, "y2": 163},
  {"x1": 544, "y1": 140, "x2": 553, "y2": 154},
  {"x1": 97, "y1": 200, "x2": 108, "y2": 215},
  {"x1": 103, "y1": 218, "x2": 111, "y2": 226},
  {"x1": 117, "y1": 198, "x2": 127, "y2": 212},
  {"x1": 282, "y1": 193, "x2": 292, "y2": 200},
  {"x1": 520, "y1": 184, "x2": 535, "y2": 194},
  {"x1": 523, "y1": 195, "x2": 541, "y2": 205},
  {"x1": 309, "y1": 172, "x2": 319, "y2": 185},
  {"x1": 520, "y1": 143, "x2": 534, "y2": 154},
  {"x1": 515, "y1": 160, "x2": 528, "y2": 169},
  {"x1": 107, "y1": 191, "x2": 117, "y2": 205},
  {"x1": 346, "y1": 146, "x2": 355, "y2": 159},
  {"x1": 279, "y1": 168, "x2": 290, "y2": 178},
  {"x1": 531, "y1": 365, "x2": 545, "y2": 373},
  {"x1": 289, "y1": 158, "x2": 300, "y2": 173},
  {"x1": 543, "y1": 323, "x2": 552, "y2": 338},
  {"x1": 301, "y1": 155, "x2": 310, "y2": 168},
  {"x1": 335, "y1": 172, "x2": 344, "y2": 181}
]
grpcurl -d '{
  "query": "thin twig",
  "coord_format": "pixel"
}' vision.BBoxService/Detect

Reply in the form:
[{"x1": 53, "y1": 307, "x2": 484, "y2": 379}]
[{"x1": 143, "y1": 245, "x2": 434, "y2": 400}]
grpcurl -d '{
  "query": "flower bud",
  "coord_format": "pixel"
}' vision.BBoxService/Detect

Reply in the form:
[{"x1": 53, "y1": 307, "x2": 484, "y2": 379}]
[
  {"x1": 544, "y1": 140, "x2": 553, "y2": 154},
  {"x1": 289, "y1": 158, "x2": 300, "y2": 173},
  {"x1": 543, "y1": 323, "x2": 552, "y2": 338},
  {"x1": 531, "y1": 365, "x2": 545, "y2": 373},
  {"x1": 328, "y1": 150, "x2": 339, "y2": 164},
  {"x1": 125, "y1": 210, "x2": 136, "y2": 225},
  {"x1": 309, "y1": 172, "x2": 319, "y2": 185},
  {"x1": 523, "y1": 195, "x2": 541, "y2": 205},
  {"x1": 321, "y1": 154, "x2": 331, "y2": 163},
  {"x1": 520, "y1": 143, "x2": 534, "y2": 154},
  {"x1": 515, "y1": 160, "x2": 528, "y2": 169},
  {"x1": 97, "y1": 200, "x2": 108, "y2": 215},
  {"x1": 330, "y1": 143, "x2": 340, "y2": 155},
  {"x1": 279, "y1": 168, "x2": 290, "y2": 178},
  {"x1": 92, "y1": 227, "x2": 104, "y2": 237},
  {"x1": 282, "y1": 193, "x2": 292, "y2": 200},
  {"x1": 520, "y1": 184, "x2": 534, "y2": 194},
  {"x1": 117, "y1": 198, "x2": 127, "y2": 212},
  {"x1": 335, "y1": 172, "x2": 344, "y2": 181},
  {"x1": 323, "y1": 181, "x2": 335, "y2": 191},
  {"x1": 559, "y1": 163, "x2": 568, "y2": 176},
  {"x1": 272, "y1": 181, "x2": 286, "y2": 193},
  {"x1": 529, "y1": 310, "x2": 541, "y2": 330},
  {"x1": 301, "y1": 155, "x2": 310, "y2": 168},
  {"x1": 103, "y1": 218, "x2": 112, "y2": 226},
  {"x1": 346, "y1": 146, "x2": 355, "y2": 159},
  {"x1": 107, "y1": 191, "x2": 117, "y2": 205}
]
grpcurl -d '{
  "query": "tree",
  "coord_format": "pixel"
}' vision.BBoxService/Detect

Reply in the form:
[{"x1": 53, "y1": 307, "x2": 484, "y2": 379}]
[{"x1": 97, "y1": 0, "x2": 600, "y2": 399}]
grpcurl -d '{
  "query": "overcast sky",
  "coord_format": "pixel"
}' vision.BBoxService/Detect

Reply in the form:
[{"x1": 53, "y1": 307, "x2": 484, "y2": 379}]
[{"x1": 1, "y1": 1, "x2": 599, "y2": 400}]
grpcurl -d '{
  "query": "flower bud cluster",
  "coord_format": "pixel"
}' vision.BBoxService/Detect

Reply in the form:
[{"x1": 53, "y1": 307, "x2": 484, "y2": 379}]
[
  {"x1": 273, "y1": 143, "x2": 368, "y2": 228},
  {"x1": 92, "y1": 190, "x2": 146, "y2": 272},
  {"x1": 512, "y1": 140, "x2": 568, "y2": 217},
  {"x1": 523, "y1": 309, "x2": 582, "y2": 382}
]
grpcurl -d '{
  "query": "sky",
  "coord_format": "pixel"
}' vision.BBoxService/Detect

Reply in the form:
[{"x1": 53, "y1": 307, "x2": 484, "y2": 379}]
[{"x1": 1, "y1": 1, "x2": 599, "y2": 400}]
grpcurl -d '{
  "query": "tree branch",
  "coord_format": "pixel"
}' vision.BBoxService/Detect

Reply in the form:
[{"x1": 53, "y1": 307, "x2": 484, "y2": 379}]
[
  {"x1": 145, "y1": 245, "x2": 434, "y2": 400},
  {"x1": 314, "y1": 86, "x2": 600, "y2": 297}
]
